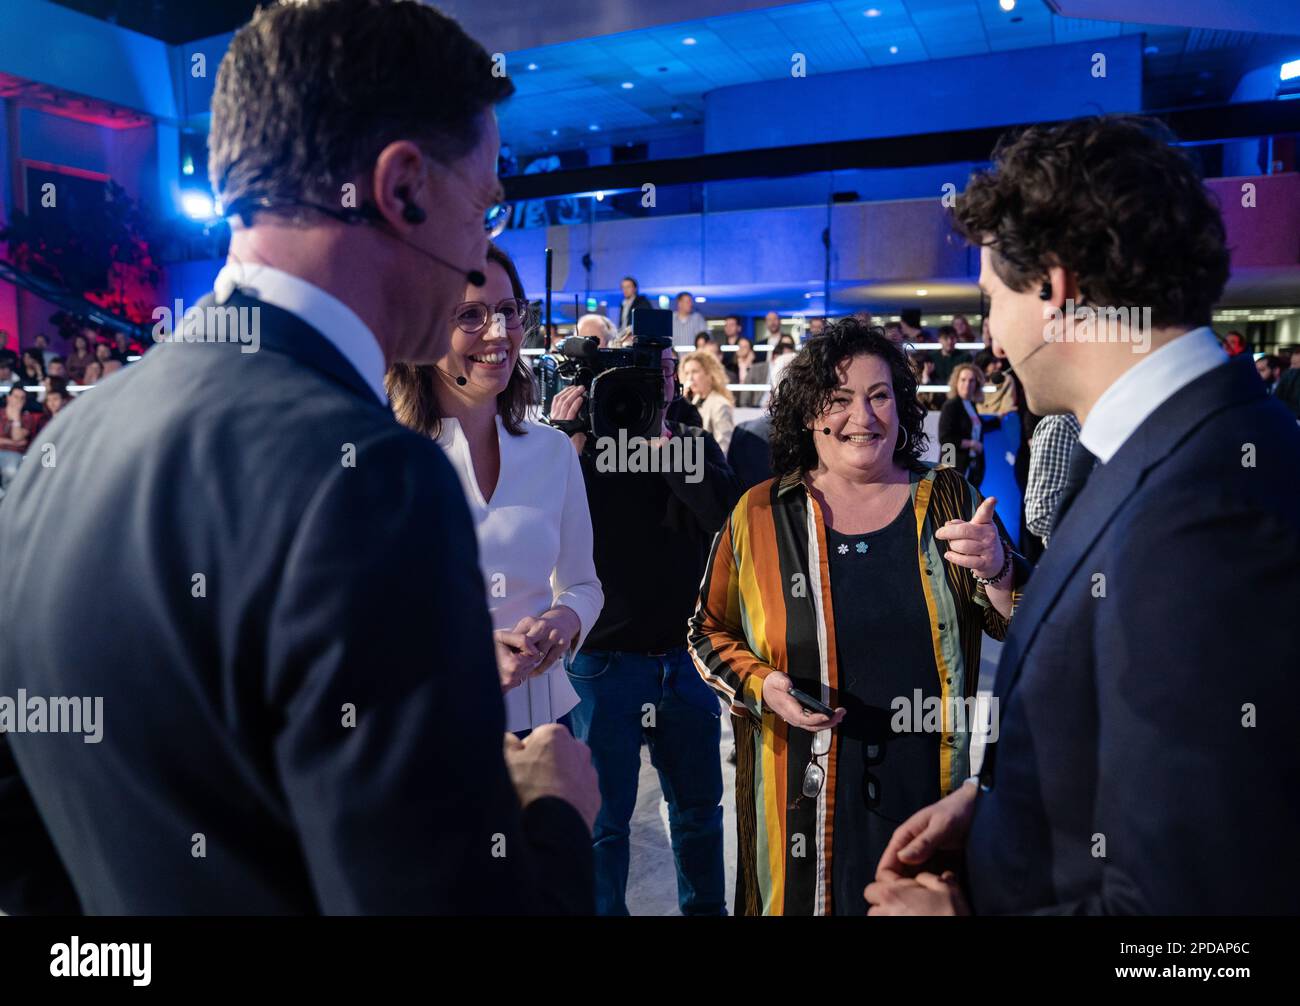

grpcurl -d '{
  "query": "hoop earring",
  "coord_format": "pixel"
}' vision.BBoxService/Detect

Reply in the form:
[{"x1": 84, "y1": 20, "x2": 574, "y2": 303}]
[{"x1": 896, "y1": 426, "x2": 909, "y2": 452}]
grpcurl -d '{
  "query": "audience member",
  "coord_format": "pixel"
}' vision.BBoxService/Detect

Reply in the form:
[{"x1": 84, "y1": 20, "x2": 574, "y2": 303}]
[
  {"x1": 46, "y1": 356, "x2": 67, "y2": 380},
  {"x1": 81, "y1": 360, "x2": 103, "y2": 386},
  {"x1": 899, "y1": 308, "x2": 927, "y2": 345},
  {"x1": 722, "y1": 315, "x2": 744, "y2": 345},
  {"x1": 939, "y1": 362, "x2": 988, "y2": 487},
  {"x1": 672, "y1": 292, "x2": 708, "y2": 345},
  {"x1": 0, "y1": 385, "x2": 45, "y2": 494},
  {"x1": 951, "y1": 314, "x2": 976, "y2": 344},
  {"x1": 616, "y1": 276, "x2": 653, "y2": 331},
  {"x1": 1023, "y1": 412, "x2": 1081, "y2": 545},
  {"x1": 1224, "y1": 330, "x2": 1248, "y2": 356},
  {"x1": 680, "y1": 350, "x2": 736, "y2": 452},
  {"x1": 65, "y1": 333, "x2": 95, "y2": 382},
  {"x1": 32, "y1": 333, "x2": 57, "y2": 369},
  {"x1": 732, "y1": 335, "x2": 766, "y2": 407},
  {"x1": 929, "y1": 325, "x2": 970, "y2": 386},
  {"x1": 1256, "y1": 353, "x2": 1281, "y2": 394},
  {"x1": 760, "y1": 311, "x2": 782, "y2": 344},
  {"x1": 43, "y1": 383, "x2": 70, "y2": 421},
  {"x1": 19, "y1": 348, "x2": 45, "y2": 384},
  {"x1": 1276, "y1": 358, "x2": 1300, "y2": 418}
]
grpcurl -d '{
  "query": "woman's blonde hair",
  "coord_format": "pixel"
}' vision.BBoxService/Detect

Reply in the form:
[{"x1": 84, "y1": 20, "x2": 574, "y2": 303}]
[
  {"x1": 947, "y1": 362, "x2": 984, "y2": 403},
  {"x1": 680, "y1": 350, "x2": 734, "y2": 404}
]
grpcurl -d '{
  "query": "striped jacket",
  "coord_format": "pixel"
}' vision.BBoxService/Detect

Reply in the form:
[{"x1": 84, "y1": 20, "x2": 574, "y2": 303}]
[{"x1": 688, "y1": 463, "x2": 1017, "y2": 915}]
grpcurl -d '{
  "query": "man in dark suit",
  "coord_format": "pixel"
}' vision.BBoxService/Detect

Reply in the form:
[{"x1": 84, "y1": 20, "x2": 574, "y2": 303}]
[
  {"x1": 615, "y1": 276, "x2": 653, "y2": 332},
  {"x1": 726, "y1": 416, "x2": 773, "y2": 493},
  {"x1": 0, "y1": 0, "x2": 596, "y2": 916},
  {"x1": 869, "y1": 115, "x2": 1300, "y2": 915}
]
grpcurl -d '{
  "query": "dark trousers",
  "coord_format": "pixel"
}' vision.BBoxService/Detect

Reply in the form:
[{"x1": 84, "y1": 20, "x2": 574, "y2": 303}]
[{"x1": 566, "y1": 647, "x2": 726, "y2": 916}]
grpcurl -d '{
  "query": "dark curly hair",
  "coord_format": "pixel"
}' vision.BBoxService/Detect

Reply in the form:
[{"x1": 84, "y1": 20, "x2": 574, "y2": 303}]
[
  {"x1": 952, "y1": 115, "x2": 1229, "y2": 329},
  {"x1": 769, "y1": 319, "x2": 928, "y2": 476}
]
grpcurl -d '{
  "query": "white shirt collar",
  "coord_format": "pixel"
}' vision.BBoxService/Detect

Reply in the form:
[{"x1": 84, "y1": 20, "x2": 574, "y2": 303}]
[
  {"x1": 213, "y1": 262, "x2": 388, "y2": 405},
  {"x1": 1079, "y1": 326, "x2": 1226, "y2": 464}
]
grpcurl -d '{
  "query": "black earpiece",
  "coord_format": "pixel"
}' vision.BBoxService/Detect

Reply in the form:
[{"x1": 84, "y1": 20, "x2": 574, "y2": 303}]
[
  {"x1": 401, "y1": 202, "x2": 427, "y2": 224},
  {"x1": 1038, "y1": 283, "x2": 1052, "y2": 301},
  {"x1": 822, "y1": 427, "x2": 831, "y2": 435},
  {"x1": 455, "y1": 375, "x2": 467, "y2": 386}
]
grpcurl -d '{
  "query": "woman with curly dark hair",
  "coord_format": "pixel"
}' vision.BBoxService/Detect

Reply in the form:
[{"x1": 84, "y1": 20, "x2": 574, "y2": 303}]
[{"x1": 688, "y1": 317, "x2": 1021, "y2": 915}]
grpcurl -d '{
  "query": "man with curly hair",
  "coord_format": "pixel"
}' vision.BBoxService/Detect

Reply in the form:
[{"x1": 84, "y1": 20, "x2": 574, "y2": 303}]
[{"x1": 869, "y1": 115, "x2": 1300, "y2": 916}]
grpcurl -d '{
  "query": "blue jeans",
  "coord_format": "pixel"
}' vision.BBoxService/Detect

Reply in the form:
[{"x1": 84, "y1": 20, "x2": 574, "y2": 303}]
[{"x1": 566, "y1": 647, "x2": 725, "y2": 916}]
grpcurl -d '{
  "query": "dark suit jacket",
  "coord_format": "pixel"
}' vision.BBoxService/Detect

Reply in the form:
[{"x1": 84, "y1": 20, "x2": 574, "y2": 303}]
[
  {"x1": 0, "y1": 292, "x2": 592, "y2": 915},
  {"x1": 938, "y1": 397, "x2": 985, "y2": 488},
  {"x1": 617, "y1": 295, "x2": 654, "y2": 331},
  {"x1": 1276, "y1": 366, "x2": 1300, "y2": 418},
  {"x1": 726, "y1": 416, "x2": 773, "y2": 493},
  {"x1": 968, "y1": 354, "x2": 1300, "y2": 914}
]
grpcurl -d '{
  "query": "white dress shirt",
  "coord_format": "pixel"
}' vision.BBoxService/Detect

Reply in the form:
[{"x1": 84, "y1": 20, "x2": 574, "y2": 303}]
[
  {"x1": 213, "y1": 262, "x2": 388, "y2": 405},
  {"x1": 1079, "y1": 326, "x2": 1226, "y2": 464},
  {"x1": 437, "y1": 416, "x2": 604, "y2": 732}
]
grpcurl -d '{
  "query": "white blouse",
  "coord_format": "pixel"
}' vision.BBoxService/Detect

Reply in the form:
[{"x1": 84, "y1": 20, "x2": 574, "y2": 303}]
[{"x1": 436, "y1": 416, "x2": 604, "y2": 733}]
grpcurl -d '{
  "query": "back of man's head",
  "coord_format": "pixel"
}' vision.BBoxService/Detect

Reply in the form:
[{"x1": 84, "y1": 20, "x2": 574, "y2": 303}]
[
  {"x1": 953, "y1": 115, "x2": 1228, "y2": 330},
  {"x1": 577, "y1": 314, "x2": 616, "y2": 347},
  {"x1": 209, "y1": 0, "x2": 513, "y2": 218}
]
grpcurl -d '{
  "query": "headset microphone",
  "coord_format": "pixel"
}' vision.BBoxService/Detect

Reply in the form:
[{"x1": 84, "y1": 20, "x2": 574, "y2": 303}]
[
  {"x1": 999, "y1": 338, "x2": 1052, "y2": 379},
  {"x1": 822, "y1": 427, "x2": 832, "y2": 435},
  {"x1": 434, "y1": 366, "x2": 468, "y2": 387}
]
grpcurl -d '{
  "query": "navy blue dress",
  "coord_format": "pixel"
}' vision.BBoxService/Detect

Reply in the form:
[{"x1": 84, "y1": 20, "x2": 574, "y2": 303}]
[{"x1": 825, "y1": 500, "x2": 942, "y2": 915}]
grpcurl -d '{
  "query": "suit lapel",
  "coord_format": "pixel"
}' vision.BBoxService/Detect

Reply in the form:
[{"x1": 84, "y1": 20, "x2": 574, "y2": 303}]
[{"x1": 994, "y1": 355, "x2": 1265, "y2": 701}]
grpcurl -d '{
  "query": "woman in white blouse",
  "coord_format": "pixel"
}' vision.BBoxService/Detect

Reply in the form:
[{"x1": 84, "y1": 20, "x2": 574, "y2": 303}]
[{"x1": 387, "y1": 243, "x2": 603, "y2": 734}]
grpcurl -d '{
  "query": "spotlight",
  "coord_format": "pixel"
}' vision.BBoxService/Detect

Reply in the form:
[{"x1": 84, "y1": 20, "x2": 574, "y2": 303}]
[
  {"x1": 181, "y1": 192, "x2": 215, "y2": 221},
  {"x1": 999, "y1": 0, "x2": 1016, "y2": 11},
  {"x1": 864, "y1": 8, "x2": 881, "y2": 17},
  {"x1": 889, "y1": 45, "x2": 898, "y2": 54},
  {"x1": 682, "y1": 37, "x2": 697, "y2": 46},
  {"x1": 621, "y1": 81, "x2": 634, "y2": 89},
  {"x1": 1282, "y1": 59, "x2": 1300, "y2": 81}
]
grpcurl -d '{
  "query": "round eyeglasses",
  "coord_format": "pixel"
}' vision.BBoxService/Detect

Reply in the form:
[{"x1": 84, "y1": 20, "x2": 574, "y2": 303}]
[
  {"x1": 792, "y1": 728, "x2": 833, "y2": 809},
  {"x1": 454, "y1": 298, "x2": 530, "y2": 335}
]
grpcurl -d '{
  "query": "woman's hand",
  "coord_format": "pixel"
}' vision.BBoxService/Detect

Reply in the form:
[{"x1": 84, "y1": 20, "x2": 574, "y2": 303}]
[
  {"x1": 550, "y1": 385, "x2": 587, "y2": 454},
  {"x1": 494, "y1": 629, "x2": 541, "y2": 693},
  {"x1": 934, "y1": 496, "x2": 1004, "y2": 581},
  {"x1": 514, "y1": 606, "x2": 580, "y2": 676},
  {"x1": 761, "y1": 671, "x2": 846, "y2": 732}
]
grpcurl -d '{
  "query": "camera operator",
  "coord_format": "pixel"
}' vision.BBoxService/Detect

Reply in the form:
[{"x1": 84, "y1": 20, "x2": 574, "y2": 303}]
[{"x1": 549, "y1": 347, "x2": 740, "y2": 916}]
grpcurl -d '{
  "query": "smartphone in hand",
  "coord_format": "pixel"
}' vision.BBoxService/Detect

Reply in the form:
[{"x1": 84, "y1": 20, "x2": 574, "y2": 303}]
[{"x1": 788, "y1": 686, "x2": 836, "y2": 718}]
